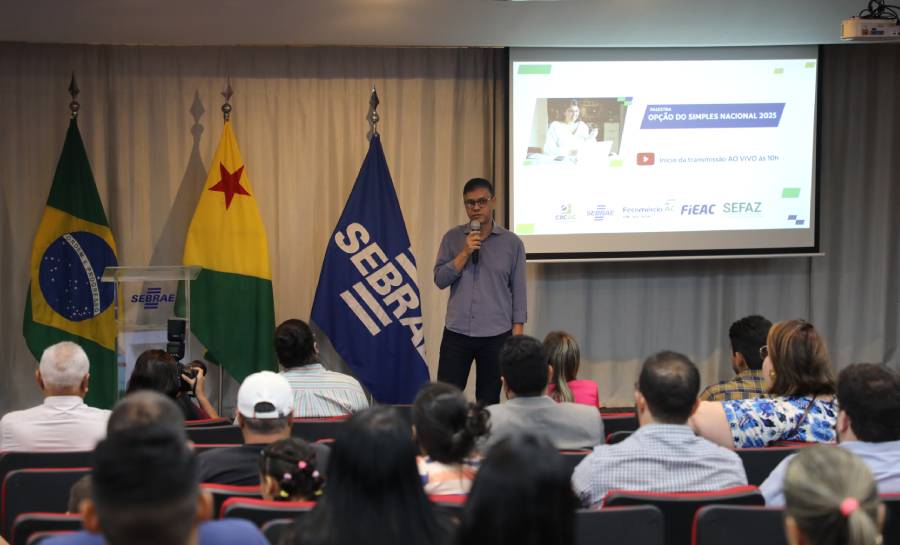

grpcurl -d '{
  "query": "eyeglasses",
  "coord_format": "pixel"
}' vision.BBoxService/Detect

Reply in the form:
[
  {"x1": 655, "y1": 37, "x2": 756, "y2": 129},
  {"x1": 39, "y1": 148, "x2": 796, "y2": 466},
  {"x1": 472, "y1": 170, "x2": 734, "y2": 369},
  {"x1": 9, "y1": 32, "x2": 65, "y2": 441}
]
[
  {"x1": 759, "y1": 345, "x2": 769, "y2": 360},
  {"x1": 464, "y1": 197, "x2": 492, "y2": 209}
]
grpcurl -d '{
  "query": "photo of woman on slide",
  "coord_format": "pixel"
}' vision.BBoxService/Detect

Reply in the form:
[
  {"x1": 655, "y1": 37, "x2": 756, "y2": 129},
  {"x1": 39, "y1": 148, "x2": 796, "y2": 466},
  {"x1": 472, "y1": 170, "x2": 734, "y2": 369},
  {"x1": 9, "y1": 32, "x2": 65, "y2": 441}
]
[{"x1": 543, "y1": 99, "x2": 598, "y2": 158}]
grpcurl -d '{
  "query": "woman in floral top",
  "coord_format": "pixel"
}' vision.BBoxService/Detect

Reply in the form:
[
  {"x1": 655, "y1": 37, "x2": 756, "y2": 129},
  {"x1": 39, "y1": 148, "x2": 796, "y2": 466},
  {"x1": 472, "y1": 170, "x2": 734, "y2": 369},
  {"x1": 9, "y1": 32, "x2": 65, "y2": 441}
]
[{"x1": 692, "y1": 319, "x2": 838, "y2": 448}]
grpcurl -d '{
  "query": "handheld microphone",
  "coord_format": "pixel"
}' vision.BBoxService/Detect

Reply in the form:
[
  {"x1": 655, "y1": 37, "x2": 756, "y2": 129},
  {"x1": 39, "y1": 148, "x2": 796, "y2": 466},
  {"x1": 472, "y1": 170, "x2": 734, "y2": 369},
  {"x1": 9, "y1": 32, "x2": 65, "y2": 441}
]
[{"x1": 469, "y1": 219, "x2": 481, "y2": 265}]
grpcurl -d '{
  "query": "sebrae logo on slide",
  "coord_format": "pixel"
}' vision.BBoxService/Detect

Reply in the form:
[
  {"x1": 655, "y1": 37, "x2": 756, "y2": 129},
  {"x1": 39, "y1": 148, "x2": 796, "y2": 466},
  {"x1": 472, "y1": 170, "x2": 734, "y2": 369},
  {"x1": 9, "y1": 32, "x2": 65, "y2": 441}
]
[
  {"x1": 586, "y1": 204, "x2": 614, "y2": 222},
  {"x1": 681, "y1": 204, "x2": 716, "y2": 215},
  {"x1": 554, "y1": 204, "x2": 577, "y2": 222},
  {"x1": 723, "y1": 201, "x2": 763, "y2": 215}
]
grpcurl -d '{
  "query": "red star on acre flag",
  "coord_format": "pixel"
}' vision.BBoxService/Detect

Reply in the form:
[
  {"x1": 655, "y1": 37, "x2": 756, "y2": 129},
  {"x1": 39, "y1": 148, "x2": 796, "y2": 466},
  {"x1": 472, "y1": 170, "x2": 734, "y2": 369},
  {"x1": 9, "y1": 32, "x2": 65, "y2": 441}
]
[{"x1": 209, "y1": 164, "x2": 250, "y2": 209}]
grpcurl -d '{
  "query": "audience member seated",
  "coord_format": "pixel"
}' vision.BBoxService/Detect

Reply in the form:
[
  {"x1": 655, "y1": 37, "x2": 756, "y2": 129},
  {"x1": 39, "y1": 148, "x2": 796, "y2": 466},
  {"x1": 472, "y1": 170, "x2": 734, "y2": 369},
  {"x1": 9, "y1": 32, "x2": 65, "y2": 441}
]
[
  {"x1": 456, "y1": 433, "x2": 578, "y2": 545},
  {"x1": 286, "y1": 406, "x2": 450, "y2": 545},
  {"x1": 484, "y1": 335, "x2": 603, "y2": 451},
  {"x1": 699, "y1": 315, "x2": 772, "y2": 401},
  {"x1": 782, "y1": 445, "x2": 885, "y2": 545},
  {"x1": 571, "y1": 350, "x2": 747, "y2": 507},
  {"x1": 67, "y1": 475, "x2": 92, "y2": 513},
  {"x1": 544, "y1": 331, "x2": 601, "y2": 408},
  {"x1": 413, "y1": 382, "x2": 490, "y2": 495},
  {"x1": 197, "y1": 371, "x2": 329, "y2": 485},
  {"x1": 0, "y1": 341, "x2": 109, "y2": 451},
  {"x1": 692, "y1": 319, "x2": 838, "y2": 448},
  {"x1": 43, "y1": 391, "x2": 268, "y2": 545},
  {"x1": 762, "y1": 363, "x2": 900, "y2": 506},
  {"x1": 125, "y1": 349, "x2": 218, "y2": 420},
  {"x1": 259, "y1": 437, "x2": 324, "y2": 501},
  {"x1": 275, "y1": 319, "x2": 369, "y2": 417}
]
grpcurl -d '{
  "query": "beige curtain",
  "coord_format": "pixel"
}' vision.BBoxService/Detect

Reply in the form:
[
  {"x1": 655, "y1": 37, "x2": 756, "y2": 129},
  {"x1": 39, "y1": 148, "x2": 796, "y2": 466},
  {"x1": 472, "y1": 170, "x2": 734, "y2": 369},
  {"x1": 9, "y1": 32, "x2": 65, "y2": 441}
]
[{"x1": 0, "y1": 44, "x2": 507, "y2": 412}]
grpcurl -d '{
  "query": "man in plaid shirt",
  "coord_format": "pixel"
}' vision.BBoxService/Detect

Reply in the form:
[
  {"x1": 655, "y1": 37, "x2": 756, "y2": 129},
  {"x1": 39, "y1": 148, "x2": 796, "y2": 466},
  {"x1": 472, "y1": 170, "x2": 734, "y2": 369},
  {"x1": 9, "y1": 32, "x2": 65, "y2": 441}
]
[
  {"x1": 699, "y1": 315, "x2": 772, "y2": 401},
  {"x1": 571, "y1": 351, "x2": 747, "y2": 507}
]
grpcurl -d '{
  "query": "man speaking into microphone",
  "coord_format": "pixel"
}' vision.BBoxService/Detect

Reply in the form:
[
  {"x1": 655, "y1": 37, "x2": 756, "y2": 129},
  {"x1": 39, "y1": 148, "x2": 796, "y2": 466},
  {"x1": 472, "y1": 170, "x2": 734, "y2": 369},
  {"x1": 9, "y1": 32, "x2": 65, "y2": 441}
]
[{"x1": 433, "y1": 178, "x2": 527, "y2": 404}]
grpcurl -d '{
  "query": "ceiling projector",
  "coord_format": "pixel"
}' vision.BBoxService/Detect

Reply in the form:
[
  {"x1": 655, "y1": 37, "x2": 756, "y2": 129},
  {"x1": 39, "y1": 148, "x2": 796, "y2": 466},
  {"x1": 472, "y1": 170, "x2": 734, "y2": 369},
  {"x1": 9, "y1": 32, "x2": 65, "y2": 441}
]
[
  {"x1": 842, "y1": 17, "x2": 900, "y2": 40},
  {"x1": 842, "y1": 0, "x2": 900, "y2": 40}
]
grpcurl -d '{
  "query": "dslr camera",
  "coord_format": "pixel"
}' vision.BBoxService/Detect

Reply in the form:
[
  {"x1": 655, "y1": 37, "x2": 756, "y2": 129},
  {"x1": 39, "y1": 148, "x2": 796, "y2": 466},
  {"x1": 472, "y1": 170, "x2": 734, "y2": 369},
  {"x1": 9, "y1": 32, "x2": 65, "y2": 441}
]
[{"x1": 165, "y1": 319, "x2": 207, "y2": 395}]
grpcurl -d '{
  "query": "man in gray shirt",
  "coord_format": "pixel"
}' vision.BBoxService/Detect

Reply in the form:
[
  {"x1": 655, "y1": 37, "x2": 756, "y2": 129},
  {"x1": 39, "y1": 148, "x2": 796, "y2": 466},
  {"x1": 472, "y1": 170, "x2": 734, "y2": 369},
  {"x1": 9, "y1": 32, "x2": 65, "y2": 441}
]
[
  {"x1": 433, "y1": 178, "x2": 527, "y2": 404},
  {"x1": 484, "y1": 335, "x2": 603, "y2": 450}
]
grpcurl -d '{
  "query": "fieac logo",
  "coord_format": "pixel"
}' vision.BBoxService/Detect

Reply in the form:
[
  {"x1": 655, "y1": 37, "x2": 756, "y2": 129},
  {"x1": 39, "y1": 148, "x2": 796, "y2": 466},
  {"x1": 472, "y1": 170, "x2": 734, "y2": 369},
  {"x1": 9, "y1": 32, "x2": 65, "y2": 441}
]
[
  {"x1": 636, "y1": 152, "x2": 655, "y2": 166},
  {"x1": 681, "y1": 204, "x2": 716, "y2": 215}
]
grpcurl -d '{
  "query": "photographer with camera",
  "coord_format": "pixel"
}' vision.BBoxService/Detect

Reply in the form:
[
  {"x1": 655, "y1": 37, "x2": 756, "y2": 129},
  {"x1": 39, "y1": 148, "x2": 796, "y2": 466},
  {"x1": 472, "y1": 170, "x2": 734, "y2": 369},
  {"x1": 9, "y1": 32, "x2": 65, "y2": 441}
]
[{"x1": 125, "y1": 350, "x2": 218, "y2": 421}]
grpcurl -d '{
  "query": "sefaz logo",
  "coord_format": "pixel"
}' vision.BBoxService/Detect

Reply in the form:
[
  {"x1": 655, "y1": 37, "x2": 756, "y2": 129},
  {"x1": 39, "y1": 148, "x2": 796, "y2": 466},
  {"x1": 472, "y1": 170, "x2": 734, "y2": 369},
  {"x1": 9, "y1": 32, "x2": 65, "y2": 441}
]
[
  {"x1": 130, "y1": 287, "x2": 176, "y2": 310},
  {"x1": 636, "y1": 152, "x2": 655, "y2": 166},
  {"x1": 723, "y1": 201, "x2": 763, "y2": 214},
  {"x1": 681, "y1": 204, "x2": 716, "y2": 215}
]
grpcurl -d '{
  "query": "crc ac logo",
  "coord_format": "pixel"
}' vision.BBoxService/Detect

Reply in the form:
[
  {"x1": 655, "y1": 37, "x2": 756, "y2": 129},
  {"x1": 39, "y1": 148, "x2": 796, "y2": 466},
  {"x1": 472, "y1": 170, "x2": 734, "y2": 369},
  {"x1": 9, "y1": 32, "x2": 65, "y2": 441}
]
[
  {"x1": 723, "y1": 201, "x2": 763, "y2": 214},
  {"x1": 131, "y1": 287, "x2": 176, "y2": 310},
  {"x1": 681, "y1": 204, "x2": 716, "y2": 215},
  {"x1": 554, "y1": 204, "x2": 576, "y2": 222}
]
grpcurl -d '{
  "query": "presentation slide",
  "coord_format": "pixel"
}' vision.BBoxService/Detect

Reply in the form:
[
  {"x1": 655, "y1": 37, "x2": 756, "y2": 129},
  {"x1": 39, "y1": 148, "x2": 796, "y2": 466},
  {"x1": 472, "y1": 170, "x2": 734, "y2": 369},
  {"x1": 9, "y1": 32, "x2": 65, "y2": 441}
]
[{"x1": 509, "y1": 47, "x2": 819, "y2": 259}]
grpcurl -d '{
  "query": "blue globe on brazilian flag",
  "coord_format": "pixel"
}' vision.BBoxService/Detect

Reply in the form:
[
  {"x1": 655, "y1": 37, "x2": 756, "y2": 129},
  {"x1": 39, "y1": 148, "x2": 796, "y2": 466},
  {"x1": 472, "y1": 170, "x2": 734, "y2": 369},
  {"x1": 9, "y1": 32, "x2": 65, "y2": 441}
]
[{"x1": 23, "y1": 118, "x2": 119, "y2": 408}]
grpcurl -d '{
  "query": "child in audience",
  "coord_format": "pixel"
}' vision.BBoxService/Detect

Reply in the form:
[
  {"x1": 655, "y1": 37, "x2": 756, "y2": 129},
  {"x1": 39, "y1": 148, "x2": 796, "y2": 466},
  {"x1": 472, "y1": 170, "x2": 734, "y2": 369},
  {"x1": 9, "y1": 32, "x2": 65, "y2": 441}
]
[
  {"x1": 544, "y1": 331, "x2": 601, "y2": 407},
  {"x1": 456, "y1": 433, "x2": 578, "y2": 545},
  {"x1": 285, "y1": 407, "x2": 450, "y2": 545},
  {"x1": 783, "y1": 445, "x2": 885, "y2": 545},
  {"x1": 67, "y1": 475, "x2": 92, "y2": 513},
  {"x1": 258, "y1": 438, "x2": 324, "y2": 502},
  {"x1": 412, "y1": 382, "x2": 490, "y2": 494}
]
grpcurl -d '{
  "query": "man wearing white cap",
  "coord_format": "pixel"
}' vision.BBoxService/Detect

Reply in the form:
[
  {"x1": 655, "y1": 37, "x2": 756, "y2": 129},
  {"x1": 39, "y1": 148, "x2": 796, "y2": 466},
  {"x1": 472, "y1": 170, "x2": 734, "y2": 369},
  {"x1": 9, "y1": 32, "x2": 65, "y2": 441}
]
[{"x1": 196, "y1": 371, "x2": 329, "y2": 485}]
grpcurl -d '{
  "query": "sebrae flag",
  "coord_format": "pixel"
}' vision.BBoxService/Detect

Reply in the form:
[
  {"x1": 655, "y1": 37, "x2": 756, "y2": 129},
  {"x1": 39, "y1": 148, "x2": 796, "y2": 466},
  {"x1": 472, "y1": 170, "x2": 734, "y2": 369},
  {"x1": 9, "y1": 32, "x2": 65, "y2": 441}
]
[
  {"x1": 311, "y1": 134, "x2": 429, "y2": 404},
  {"x1": 182, "y1": 120, "x2": 276, "y2": 382},
  {"x1": 23, "y1": 119, "x2": 119, "y2": 409}
]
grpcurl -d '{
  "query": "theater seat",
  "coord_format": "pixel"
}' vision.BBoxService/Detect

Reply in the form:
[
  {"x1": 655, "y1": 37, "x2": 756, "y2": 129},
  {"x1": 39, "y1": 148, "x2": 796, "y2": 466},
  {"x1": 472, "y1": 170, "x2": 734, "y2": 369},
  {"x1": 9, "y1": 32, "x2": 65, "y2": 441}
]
[
  {"x1": 600, "y1": 413, "x2": 638, "y2": 435},
  {"x1": 602, "y1": 486, "x2": 764, "y2": 545},
  {"x1": 185, "y1": 418, "x2": 231, "y2": 427},
  {"x1": 11, "y1": 513, "x2": 82, "y2": 545},
  {"x1": 185, "y1": 425, "x2": 243, "y2": 444},
  {"x1": 735, "y1": 447, "x2": 798, "y2": 486},
  {"x1": 691, "y1": 505, "x2": 788, "y2": 545},
  {"x1": 220, "y1": 498, "x2": 316, "y2": 527},
  {"x1": 576, "y1": 505, "x2": 664, "y2": 545},
  {"x1": 560, "y1": 450, "x2": 592, "y2": 477},
  {"x1": 290, "y1": 417, "x2": 350, "y2": 442},
  {"x1": 1, "y1": 468, "x2": 89, "y2": 539},
  {"x1": 261, "y1": 518, "x2": 294, "y2": 545},
  {"x1": 882, "y1": 493, "x2": 900, "y2": 545},
  {"x1": 0, "y1": 452, "x2": 92, "y2": 494},
  {"x1": 200, "y1": 483, "x2": 261, "y2": 517},
  {"x1": 605, "y1": 431, "x2": 633, "y2": 445}
]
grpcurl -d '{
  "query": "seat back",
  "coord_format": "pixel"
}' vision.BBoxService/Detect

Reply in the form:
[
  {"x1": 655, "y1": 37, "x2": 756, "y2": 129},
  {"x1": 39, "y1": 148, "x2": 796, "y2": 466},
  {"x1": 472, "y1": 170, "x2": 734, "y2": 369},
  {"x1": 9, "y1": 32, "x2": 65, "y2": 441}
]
[
  {"x1": 882, "y1": 493, "x2": 900, "y2": 545},
  {"x1": 576, "y1": 505, "x2": 664, "y2": 545},
  {"x1": 602, "y1": 486, "x2": 764, "y2": 545},
  {"x1": 692, "y1": 505, "x2": 788, "y2": 545},
  {"x1": 2, "y1": 468, "x2": 89, "y2": 539},
  {"x1": 11, "y1": 513, "x2": 82, "y2": 545},
  {"x1": 185, "y1": 418, "x2": 231, "y2": 427},
  {"x1": 192, "y1": 444, "x2": 241, "y2": 455},
  {"x1": 290, "y1": 417, "x2": 350, "y2": 442},
  {"x1": 220, "y1": 498, "x2": 316, "y2": 527},
  {"x1": 735, "y1": 447, "x2": 798, "y2": 486},
  {"x1": 559, "y1": 450, "x2": 591, "y2": 477},
  {"x1": 185, "y1": 425, "x2": 243, "y2": 444},
  {"x1": 600, "y1": 413, "x2": 638, "y2": 435},
  {"x1": 200, "y1": 483, "x2": 261, "y2": 517},
  {"x1": 261, "y1": 518, "x2": 294, "y2": 545},
  {"x1": 606, "y1": 430, "x2": 633, "y2": 445},
  {"x1": 0, "y1": 452, "x2": 92, "y2": 494}
]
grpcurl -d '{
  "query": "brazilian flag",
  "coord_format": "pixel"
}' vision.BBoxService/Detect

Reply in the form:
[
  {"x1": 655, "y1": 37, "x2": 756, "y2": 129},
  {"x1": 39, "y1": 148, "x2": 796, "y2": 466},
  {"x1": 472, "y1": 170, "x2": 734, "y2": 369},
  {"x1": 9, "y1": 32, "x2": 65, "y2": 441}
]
[
  {"x1": 23, "y1": 118, "x2": 119, "y2": 409},
  {"x1": 182, "y1": 120, "x2": 276, "y2": 382}
]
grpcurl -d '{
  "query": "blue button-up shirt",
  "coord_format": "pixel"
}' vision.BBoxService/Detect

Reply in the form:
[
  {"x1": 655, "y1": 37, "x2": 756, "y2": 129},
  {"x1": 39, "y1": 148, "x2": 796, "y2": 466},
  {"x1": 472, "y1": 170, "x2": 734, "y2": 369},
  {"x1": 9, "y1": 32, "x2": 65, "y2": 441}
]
[{"x1": 433, "y1": 223, "x2": 527, "y2": 337}]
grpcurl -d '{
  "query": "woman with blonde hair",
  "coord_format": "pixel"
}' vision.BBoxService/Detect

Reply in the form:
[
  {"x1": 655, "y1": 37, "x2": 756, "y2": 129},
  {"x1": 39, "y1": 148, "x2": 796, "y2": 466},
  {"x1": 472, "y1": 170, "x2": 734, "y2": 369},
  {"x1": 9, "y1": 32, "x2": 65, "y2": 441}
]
[
  {"x1": 544, "y1": 331, "x2": 600, "y2": 408},
  {"x1": 783, "y1": 445, "x2": 885, "y2": 545},
  {"x1": 691, "y1": 319, "x2": 838, "y2": 448}
]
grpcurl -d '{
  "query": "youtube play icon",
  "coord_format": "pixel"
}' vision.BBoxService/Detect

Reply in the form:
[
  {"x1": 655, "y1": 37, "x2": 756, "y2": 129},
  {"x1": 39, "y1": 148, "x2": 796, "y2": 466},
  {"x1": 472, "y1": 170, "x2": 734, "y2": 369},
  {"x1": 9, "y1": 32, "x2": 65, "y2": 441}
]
[{"x1": 637, "y1": 152, "x2": 655, "y2": 166}]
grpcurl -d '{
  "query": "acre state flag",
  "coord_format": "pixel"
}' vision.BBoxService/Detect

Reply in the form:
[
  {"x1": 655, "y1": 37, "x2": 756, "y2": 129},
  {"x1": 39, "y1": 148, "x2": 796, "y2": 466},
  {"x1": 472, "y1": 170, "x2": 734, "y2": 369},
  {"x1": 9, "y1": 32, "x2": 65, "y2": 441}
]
[{"x1": 182, "y1": 120, "x2": 276, "y2": 382}]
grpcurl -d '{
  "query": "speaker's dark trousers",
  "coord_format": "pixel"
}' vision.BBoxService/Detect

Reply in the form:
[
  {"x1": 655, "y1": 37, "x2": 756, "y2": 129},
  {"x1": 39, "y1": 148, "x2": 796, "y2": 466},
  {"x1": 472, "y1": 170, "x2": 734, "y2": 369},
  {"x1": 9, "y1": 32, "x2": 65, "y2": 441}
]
[{"x1": 437, "y1": 328, "x2": 511, "y2": 405}]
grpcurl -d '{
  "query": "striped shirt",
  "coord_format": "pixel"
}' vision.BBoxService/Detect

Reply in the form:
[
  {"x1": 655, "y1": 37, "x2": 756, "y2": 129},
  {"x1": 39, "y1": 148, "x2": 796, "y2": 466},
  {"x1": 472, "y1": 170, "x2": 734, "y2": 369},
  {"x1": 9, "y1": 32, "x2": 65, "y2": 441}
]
[
  {"x1": 281, "y1": 364, "x2": 369, "y2": 417},
  {"x1": 699, "y1": 370, "x2": 767, "y2": 401},
  {"x1": 571, "y1": 423, "x2": 748, "y2": 507},
  {"x1": 418, "y1": 456, "x2": 480, "y2": 495}
]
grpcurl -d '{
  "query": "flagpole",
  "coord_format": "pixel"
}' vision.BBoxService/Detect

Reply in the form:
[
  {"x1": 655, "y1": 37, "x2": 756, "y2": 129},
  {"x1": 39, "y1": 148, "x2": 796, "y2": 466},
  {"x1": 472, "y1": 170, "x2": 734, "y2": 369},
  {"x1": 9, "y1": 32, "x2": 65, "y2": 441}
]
[
  {"x1": 367, "y1": 85, "x2": 380, "y2": 140},
  {"x1": 69, "y1": 73, "x2": 80, "y2": 119},
  {"x1": 216, "y1": 78, "x2": 234, "y2": 415}
]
